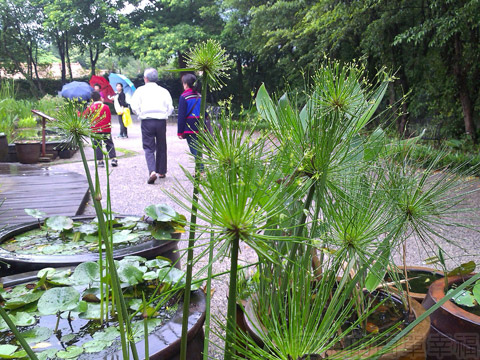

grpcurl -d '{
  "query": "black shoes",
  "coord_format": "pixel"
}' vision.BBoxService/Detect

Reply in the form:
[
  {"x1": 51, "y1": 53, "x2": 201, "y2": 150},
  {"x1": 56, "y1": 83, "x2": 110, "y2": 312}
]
[{"x1": 147, "y1": 172, "x2": 157, "y2": 184}]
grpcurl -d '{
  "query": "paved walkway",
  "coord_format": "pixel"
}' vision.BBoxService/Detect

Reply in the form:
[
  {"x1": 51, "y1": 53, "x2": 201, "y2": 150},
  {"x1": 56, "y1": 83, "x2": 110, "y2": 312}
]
[{"x1": 49, "y1": 117, "x2": 480, "y2": 358}]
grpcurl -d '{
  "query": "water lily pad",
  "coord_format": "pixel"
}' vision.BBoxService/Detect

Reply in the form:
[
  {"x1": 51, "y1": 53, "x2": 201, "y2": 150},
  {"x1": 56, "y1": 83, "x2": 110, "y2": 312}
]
[
  {"x1": 10, "y1": 312, "x2": 36, "y2": 327},
  {"x1": 150, "y1": 228, "x2": 172, "y2": 240},
  {"x1": 72, "y1": 262, "x2": 100, "y2": 284},
  {"x1": 145, "y1": 204, "x2": 176, "y2": 222},
  {"x1": 92, "y1": 326, "x2": 120, "y2": 342},
  {"x1": 145, "y1": 258, "x2": 171, "y2": 269},
  {"x1": 38, "y1": 287, "x2": 80, "y2": 315},
  {"x1": 112, "y1": 230, "x2": 138, "y2": 244},
  {"x1": 0, "y1": 345, "x2": 18, "y2": 357},
  {"x1": 157, "y1": 267, "x2": 185, "y2": 285},
  {"x1": 76, "y1": 223, "x2": 98, "y2": 235},
  {"x1": 25, "y1": 208, "x2": 47, "y2": 219},
  {"x1": 36, "y1": 348, "x2": 58, "y2": 360},
  {"x1": 78, "y1": 303, "x2": 102, "y2": 320},
  {"x1": 82, "y1": 339, "x2": 113, "y2": 353},
  {"x1": 56, "y1": 345, "x2": 83, "y2": 359},
  {"x1": 5, "y1": 290, "x2": 43, "y2": 310},
  {"x1": 45, "y1": 216, "x2": 74, "y2": 232},
  {"x1": 20, "y1": 326, "x2": 53, "y2": 344},
  {"x1": 447, "y1": 289, "x2": 476, "y2": 307},
  {"x1": 118, "y1": 265, "x2": 145, "y2": 286},
  {"x1": 143, "y1": 270, "x2": 159, "y2": 281}
]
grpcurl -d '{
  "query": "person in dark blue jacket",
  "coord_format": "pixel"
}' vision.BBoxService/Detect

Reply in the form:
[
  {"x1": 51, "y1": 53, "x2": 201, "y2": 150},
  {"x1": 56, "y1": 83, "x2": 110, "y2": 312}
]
[{"x1": 177, "y1": 73, "x2": 205, "y2": 165}]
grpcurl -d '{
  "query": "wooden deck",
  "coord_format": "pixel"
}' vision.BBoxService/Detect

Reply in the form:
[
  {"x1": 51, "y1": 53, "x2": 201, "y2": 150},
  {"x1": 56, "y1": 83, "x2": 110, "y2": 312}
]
[{"x1": 0, "y1": 164, "x2": 89, "y2": 227}]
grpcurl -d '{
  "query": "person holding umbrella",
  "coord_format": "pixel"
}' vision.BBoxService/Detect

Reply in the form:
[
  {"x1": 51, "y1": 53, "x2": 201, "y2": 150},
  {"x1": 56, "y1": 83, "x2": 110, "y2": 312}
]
[
  {"x1": 84, "y1": 91, "x2": 118, "y2": 168},
  {"x1": 109, "y1": 83, "x2": 129, "y2": 138},
  {"x1": 130, "y1": 68, "x2": 173, "y2": 184}
]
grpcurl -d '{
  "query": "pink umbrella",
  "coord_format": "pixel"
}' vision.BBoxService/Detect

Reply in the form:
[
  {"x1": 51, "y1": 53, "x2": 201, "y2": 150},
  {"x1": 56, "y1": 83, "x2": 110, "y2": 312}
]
[{"x1": 89, "y1": 75, "x2": 115, "y2": 103}]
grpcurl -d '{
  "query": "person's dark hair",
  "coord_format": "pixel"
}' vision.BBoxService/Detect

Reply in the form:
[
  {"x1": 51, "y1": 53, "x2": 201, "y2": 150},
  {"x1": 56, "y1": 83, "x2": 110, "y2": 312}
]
[
  {"x1": 182, "y1": 73, "x2": 198, "y2": 92},
  {"x1": 93, "y1": 83, "x2": 101, "y2": 89},
  {"x1": 116, "y1": 83, "x2": 124, "y2": 90},
  {"x1": 92, "y1": 91, "x2": 101, "y2": 101}
]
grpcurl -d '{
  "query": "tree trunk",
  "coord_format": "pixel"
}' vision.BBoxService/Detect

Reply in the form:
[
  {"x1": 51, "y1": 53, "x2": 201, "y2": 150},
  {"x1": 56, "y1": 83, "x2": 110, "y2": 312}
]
[
  {"x1": 57, "y1": 34, "x2": 67, "y2": 85},
  {"x1": 66, "y1": 34, "x2": 73, "y2": 81},
  {"x1": 89, "y1": 44, "x2": 99, "y2": 77},
  {"x1": 236, "y1": 57, "x2": 243, "y2": 104},
  {"x1": 452, "y1": 33, "x2": 477, "y2": 143}
]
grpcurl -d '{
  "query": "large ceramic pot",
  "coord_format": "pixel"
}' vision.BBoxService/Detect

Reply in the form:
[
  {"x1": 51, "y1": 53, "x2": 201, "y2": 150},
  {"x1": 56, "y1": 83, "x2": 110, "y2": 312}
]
[
  {"x1": 0, "y1": 215, "x2": 181, "y2": 276},
  {"x1": 0, "y1": 133, "x2": 8, "y2": 162},
  {"x1": 0, "y1": 266, "x2": 206, "y2": 360},
  {"x1": 244, "y1": 292, "x2": 430, "y2": 360},
  {"x1": 14, "y1": 141, "x2": 41, "y2": 164},
  {"x1": 422, "y1": 274, "x2": 480, "y2": 360}
]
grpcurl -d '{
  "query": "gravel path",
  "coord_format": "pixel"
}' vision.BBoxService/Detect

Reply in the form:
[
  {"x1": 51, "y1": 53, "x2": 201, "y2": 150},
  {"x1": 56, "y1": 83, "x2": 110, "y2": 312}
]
[{"x1": 50, "y1": 117, "x2": 480, "y2": 359}]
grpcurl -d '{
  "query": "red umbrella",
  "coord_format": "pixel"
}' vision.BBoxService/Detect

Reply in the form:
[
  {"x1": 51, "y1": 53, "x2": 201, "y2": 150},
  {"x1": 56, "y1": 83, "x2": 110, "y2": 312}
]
[{"x1": 89, "y1": 75, "x2": 115, "y2": 103}]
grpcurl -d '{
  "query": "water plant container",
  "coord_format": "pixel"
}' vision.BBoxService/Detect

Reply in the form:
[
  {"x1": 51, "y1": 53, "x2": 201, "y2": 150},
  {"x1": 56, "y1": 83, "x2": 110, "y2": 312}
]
[
  {"x1": 385, "y1": 266, "x2": 444, "y2": 303},
  {"x1": 0, "y1": 215, "x2": 181, "y2": 276},
  {"x1": 422, "y1": 274, "x2": 480, "y2": 360},
  {"x1": 14, "y1": 141, "x2": 41, "y2": 164},
  {"x1": 0, "y1": 134, "x2": 8, "y2": 161},
  {"x1": 244, "y1": 292, "x2": 430, "y2": 359},
  {"x1": 0, "y1": 264, "x2": 206, "y2": 360}
]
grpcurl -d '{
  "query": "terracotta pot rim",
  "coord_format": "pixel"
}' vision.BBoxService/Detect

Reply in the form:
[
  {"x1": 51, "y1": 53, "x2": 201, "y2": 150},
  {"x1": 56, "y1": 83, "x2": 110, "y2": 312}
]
[{"x1": 426, "y1": 274, "x2": 480, "y2": 323}]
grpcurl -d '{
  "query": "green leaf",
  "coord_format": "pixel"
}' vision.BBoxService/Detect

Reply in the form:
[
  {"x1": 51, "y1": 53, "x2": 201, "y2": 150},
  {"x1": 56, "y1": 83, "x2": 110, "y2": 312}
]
[
  {"x1": 36, "y1": 348, "x2": 58, "y2": 360},
  {"x1": 157, "y1": 267, "x2": 185, "y2": 285},
  {"x1": 0, "y1": 345, "x2": 17, "y2": 357},
  {"x1": 256, "y1": 84, "x2": 277, "y2": 125},
  {"x1": 10, "y1": 312, "x2": 36, "y2": 327},
  {"x1": 150, "y1": 228, "x2": 171, "y2": 240},
  {"x1": 447, "y1": 261, "x2": 476, "y2": 276},
  {"x1": 5, "y1": 291, "x2": 43, "y2": 310},
  {"x1": 72, "y1": 262, "x2": 100, "y2": 284},
  {"x1": 20, "y1": 327, "x2": 53, "y2": 344},
  {"x1": 56, "y1": 346, "x2": 83, "y2": 359},
  {"x1": 447, "y1": 289, "x2": 476, "y2": 307},
  {"x1": 75, "y1": 223, "x2": 97, "y2": 235},
  {"x1": 24, "y1": 208, "x2": 47, "y2": 219},
  {"x1": 473, "y1": 282, "x2": 480, "y2": 305},
  {"x1": 82, "y1": 339, "x2": 113, "y2": 353},
  {"x1": 365, "y1": 239, "x2": 391, "y2": 292},
  {"x1": 118, "y1": 265, "x2": 145, "y2": 285},
  {"x1": 112, "y1": 230, "x2": 138, "y2": 244},
  {"x1": 93, "y1": 326, "x2": 120, "y2": 341},
  {"x1": 145, "y1": 258, "x2": 171, "y2": 269},
  {"x1": 37, "y1": 287, "x2": 80, "y2": 315},
  {"x1": 45, "y1": 216, "x2": 74, "y2": 231},
  {"x1": 145, "y1": 204, "x2": 177, "y2": 222},
  {"x1": 78, "y1": 303, "x2": 102, "y2": 320}
]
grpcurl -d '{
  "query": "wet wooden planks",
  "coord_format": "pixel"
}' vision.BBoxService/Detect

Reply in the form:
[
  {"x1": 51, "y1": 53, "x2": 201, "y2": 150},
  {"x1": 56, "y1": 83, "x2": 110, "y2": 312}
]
[{"x1": 0, "y1": 163, "x2": 89, "y2": 226}]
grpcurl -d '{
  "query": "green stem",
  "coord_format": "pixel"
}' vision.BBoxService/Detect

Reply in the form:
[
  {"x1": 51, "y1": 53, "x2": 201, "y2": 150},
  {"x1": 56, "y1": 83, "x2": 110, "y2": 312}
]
[
  {"x1": 224, "y1": 235, "x2": 240, "y2": 360},
  {"x1": 78, "y1": 143, "x2": 138, "y2": 360},
  {"x1": 0, "y1": 306, "x2": 39, "y2": 360},
  {"x1": 179, "y1": 174, "x2": 200, "y2": 360},
  {"x1": 202, "y1": 229, "x2": 215, "y2": 359}
]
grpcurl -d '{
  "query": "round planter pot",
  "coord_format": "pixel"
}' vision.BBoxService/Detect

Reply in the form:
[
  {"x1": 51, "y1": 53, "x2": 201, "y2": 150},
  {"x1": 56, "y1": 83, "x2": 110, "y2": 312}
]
[
  {"x1": 244, "y1": 292, "x2": 430, "y2": 360},
  {"x1": 422, "y1": 274, "x2": 480, "y2": 360},
  {"x1": 14, "y1": 142, "x2": 41, "y2": 164},
  {"x1": 0, "y1": 270, "x2": 206, "y2": 360},
  {"x1": 0, "y1": 134, "x2": 8, "y2": 162},
  {"x1": 0, "y1": 215, "x2": 181, "y2": 276},
  {"x1": 385, "y1": 266, "x2": 444, "y2": 303}
]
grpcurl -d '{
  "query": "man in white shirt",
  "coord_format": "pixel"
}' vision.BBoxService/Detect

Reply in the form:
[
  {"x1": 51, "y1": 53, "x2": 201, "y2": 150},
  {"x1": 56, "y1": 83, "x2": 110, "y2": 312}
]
[{"x1": 130, "y1": 68, "x2": 173, "y2": 184}]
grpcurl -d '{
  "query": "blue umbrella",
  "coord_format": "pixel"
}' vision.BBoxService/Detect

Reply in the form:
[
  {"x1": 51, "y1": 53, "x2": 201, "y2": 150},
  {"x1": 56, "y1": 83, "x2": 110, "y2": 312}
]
[
  {"x1": 108, "y1": 73, "x2": 136, "y2": 103},
  {"x1": 60, "y1": 81, "x2": 93, "y2": 101}
]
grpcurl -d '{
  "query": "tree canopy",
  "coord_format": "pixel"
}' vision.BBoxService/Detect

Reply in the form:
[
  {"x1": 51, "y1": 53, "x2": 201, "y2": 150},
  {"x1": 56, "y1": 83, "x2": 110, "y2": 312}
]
[{"x1": 0, "y1": 0, "x2": 478, "y2": 141}]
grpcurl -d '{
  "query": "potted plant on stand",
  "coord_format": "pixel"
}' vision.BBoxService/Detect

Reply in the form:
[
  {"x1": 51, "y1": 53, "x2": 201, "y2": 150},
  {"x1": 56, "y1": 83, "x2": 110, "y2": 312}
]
[{"x1": 13, "y1": 116, "x2": 41, "y2": 164}]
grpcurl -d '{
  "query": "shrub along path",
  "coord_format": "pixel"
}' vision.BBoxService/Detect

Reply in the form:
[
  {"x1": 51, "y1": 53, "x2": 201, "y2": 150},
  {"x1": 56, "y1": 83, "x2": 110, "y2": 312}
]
[{"x1": 48, "y1": 117, "x2": 480, "y2": 358}]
